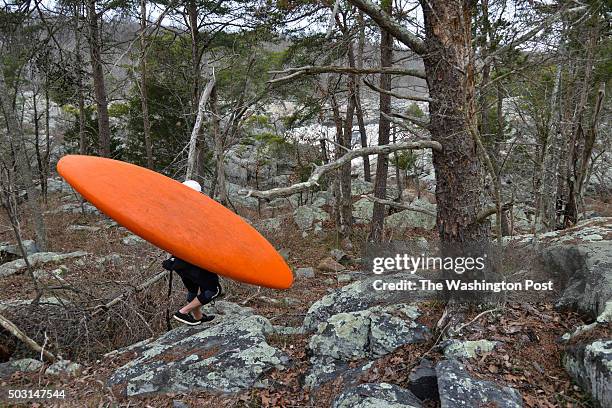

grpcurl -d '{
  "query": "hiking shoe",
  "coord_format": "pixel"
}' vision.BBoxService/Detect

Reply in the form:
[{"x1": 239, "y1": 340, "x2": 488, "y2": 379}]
[
  {"x1": 173, "y1": 311, "x2": 201, "y2": 326},
  {"x1": 199, "y1": 314, "x2": 215, "y2": 323}
]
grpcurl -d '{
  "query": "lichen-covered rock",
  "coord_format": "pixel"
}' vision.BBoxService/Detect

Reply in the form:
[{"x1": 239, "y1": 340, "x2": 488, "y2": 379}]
[
  {"x1": 293, "y1": 205, "x2": 329, "y2": 230},
  {"x1": 303, "y1": 272, "x2": 423, "y2": 332},
  {"x1": 436, "y1": 360, "x2": 523, "y2": 408},
  {"x1": 351, "y1": 179, "x2": 374, "y2": 196},
  {"x1": 108, "y1": 314, "x2": 288, "y2": 396},
  {"x1": 563, "y1": 339, "x2": 611, "y2": 408},
  {"x1": 304, "y1": 356, "x2": 372, "y2": 388},
  {"x1": 443, "y1": 340, "x2": 500, "y2": 359},
  {"x1": 0, "y1": 358, "x2": 43, "y2": 378},
  {"x1": 333, "y1": 383, "x2": 423, "y2": 408},
  {"x1": 384, "y1": 199, "x2": 436, "y2": 231},
  {"x1": 45, "y1": 359, "x2": 82, "y2": 377},
  {"x1": 308, "y1": 304, "x2": 429, "y2": 361},
  {"x1": 353, "y1": 198, "x2": 374, "y2": 222},
  {"x1": 0, "y1": 240, "x2": 38, "y2": 259},
  {"x1": 0, "y1": 251, "x2": 88, "y2": 277}
]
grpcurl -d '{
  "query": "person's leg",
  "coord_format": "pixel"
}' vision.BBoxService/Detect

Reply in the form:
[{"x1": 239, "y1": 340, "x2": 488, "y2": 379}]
[{"x1": 179, "y1": 296, "x2": 203, "y2": 315}]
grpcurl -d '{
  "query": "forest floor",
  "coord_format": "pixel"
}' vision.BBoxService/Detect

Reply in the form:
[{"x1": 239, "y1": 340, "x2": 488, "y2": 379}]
[{"x1": 0, "y1": 191, "x2": 609, "y2": 407}]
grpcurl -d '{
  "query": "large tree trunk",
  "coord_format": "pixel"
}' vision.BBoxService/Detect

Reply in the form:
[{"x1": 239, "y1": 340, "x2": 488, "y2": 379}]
[
  {"x1": 368, "y1": 0, "x2": 393, "y2": 243},
  {"x1": 422, "y1": 0, "x2": 488, "y2": 243},
  {"x1": 87, "y1": 0, "x2": 111, "y2": 157},
  {"x1": 140, "y1": 0, "x2": 153, "y2": 168},
  {"x1": 0, "y1": 64, "x2": 47, "y2": 251}
]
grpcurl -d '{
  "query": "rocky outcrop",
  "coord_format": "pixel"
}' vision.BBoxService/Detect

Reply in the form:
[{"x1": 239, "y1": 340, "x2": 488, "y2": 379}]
[
  {"x1": 309, "y1": 304, "x2": 429, "y2": 361},
  {"x1": 303, "y1": 272, "x2": 422, "y2": 332},
  {"x1": 436, "y1": 360, "x2": 523, "y2": 408},
  {"x1": 563, "y1": 339, "x2": 611, "y2": 408},
  {"x1": 108, "y1": 314, "x2": 288, "y2": 396},
  {"x1": 0, "y1": 251, "x2": 88, "y2": 277},
  {"x1": 333, "y1": 383, "x2": 423, "y2": 408},
  {"x1": 305, "y1": 303, "x2": 430, "y2": 388}
]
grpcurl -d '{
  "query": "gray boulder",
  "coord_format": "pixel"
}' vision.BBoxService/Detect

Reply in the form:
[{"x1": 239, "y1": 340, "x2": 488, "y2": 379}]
[
  {"x1": 351, "y1": 179, "x2": 374, "y2": 196},
  {"x1": 543, "y1": 242, "x2": 611, "y2": 318},
  {"x1": 108, "y1": 314, "x2": 288, "y2": 396},
  {"x1": 45, "y1": 178, "x2": 72, "y2": 194},
  {"x1": 293, "y1": 205, "x2": 329, "y2": 230},
  {"x1": 309, "y1": 304, "x2": 429, "y2": 361},
  {"x1": 0, "y1": 240, "x2": 38, "y2": 259},
  {"x1": 436, "y1": 360, "x2": 523, "y2": 408},
  {"x1": 45, "y1": 359, "x2": 82, "y2": 377},
  {"x1": 333, "y1": 383, "x2": 423, "y2": 408},
  {"x1": 0, "y1": 358, "x2": 43, "y2": 379},
  {"x1": 353, "y1": 198, "x2": 374, "y2": 222},
  {"x1": 563, "y1": 339, "x2": 611, "y2": 408},
  {"x1": 384, "y1": 199, "x2": 436, "y2": 231},
  {"x1": 0, "y1": 251, "x2": 88, "y2": 277},
  {"x1": 303, "y1": 272, "x2": 423, "y2": 332}
]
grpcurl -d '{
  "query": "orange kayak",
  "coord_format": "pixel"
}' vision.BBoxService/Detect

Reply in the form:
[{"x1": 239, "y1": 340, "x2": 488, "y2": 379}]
[{"x1": 57, "y1": 155, "x2": 293, "y2": 289}]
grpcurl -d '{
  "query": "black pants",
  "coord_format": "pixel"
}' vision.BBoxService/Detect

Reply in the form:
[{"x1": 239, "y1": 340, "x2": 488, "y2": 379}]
[{"x1": 176, "y1": 269, "x2": 221, "y2": 305}]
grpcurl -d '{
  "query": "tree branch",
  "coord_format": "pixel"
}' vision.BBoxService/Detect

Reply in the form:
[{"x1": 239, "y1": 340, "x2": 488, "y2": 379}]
[
  {"x1": 475, "y1": 202, "x2": 514, "y2": 224},
  {"x1": 0, "y1": 312, "x2": 56, "y2": 362},
  {"x1": 363, "y1": 78, "x2": 432, "y2": 102},
  {"x1": 383, "y1": 111, "x2": 430, "y2": 130},
  {"x1": 363, "y1": 195, "x2": 436, "y2": 217},
  {"x1": 240, "y1": 141, "x2": 442, "y2": 200},
  {"x1": 347, "y1": 0, "x2": 427, "y2": 55},
  {"x1": 269, "y1": 65, "x2": 426, "y2": 84}
]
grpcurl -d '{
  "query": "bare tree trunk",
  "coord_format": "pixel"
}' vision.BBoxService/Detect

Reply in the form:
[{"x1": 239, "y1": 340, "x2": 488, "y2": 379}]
[
  {"x1": 211, "y1": 86, "x2": 228, "y2": 206},
  {"x1": 140, "y1": 0, "x2": 153, "y2": 168},
  {"x1": 369, "y1": 0, "x2": 393, "y2": 243},
  {"x1": 87, "y1": 0, "x2": 111, "y2": 157},
  {"x1": 0, "y1": 63, "x2": 47, "y2": 251},
  {"x1": 422, "y1": 0, "x2": 488, "y2": 243},
  {"x1": 355, "y1": 11, "x2": 371, "y2": 182},
  {"x1": 74, "y1": 3, "x2": 86, "y2": 155},
  {"x1": 186, "y1": 74, "x2": 215, "y2": 180},
  {"x1": 536, "y1": 63, "x2": 562, "y2": 231}
]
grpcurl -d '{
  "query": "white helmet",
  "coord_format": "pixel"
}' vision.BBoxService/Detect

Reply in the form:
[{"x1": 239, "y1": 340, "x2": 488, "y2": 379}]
[{"x1": 182, "y1": 179, "x2": 202, "y2": 193}]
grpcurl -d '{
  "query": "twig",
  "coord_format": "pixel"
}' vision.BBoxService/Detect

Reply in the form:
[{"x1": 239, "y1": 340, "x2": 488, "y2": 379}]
[
  {"x1": 269, "y1": 65, "x2": 426, "y2": 84},
  {"x1": 91, "y1": 270, "x2": 168, "y2": 316},
  {"x1": 455, "y1": 308, "x2": 499, "y2": 333},
  {"x1": 0, "y1": 312, "x2": 56, "y2": 362}
]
